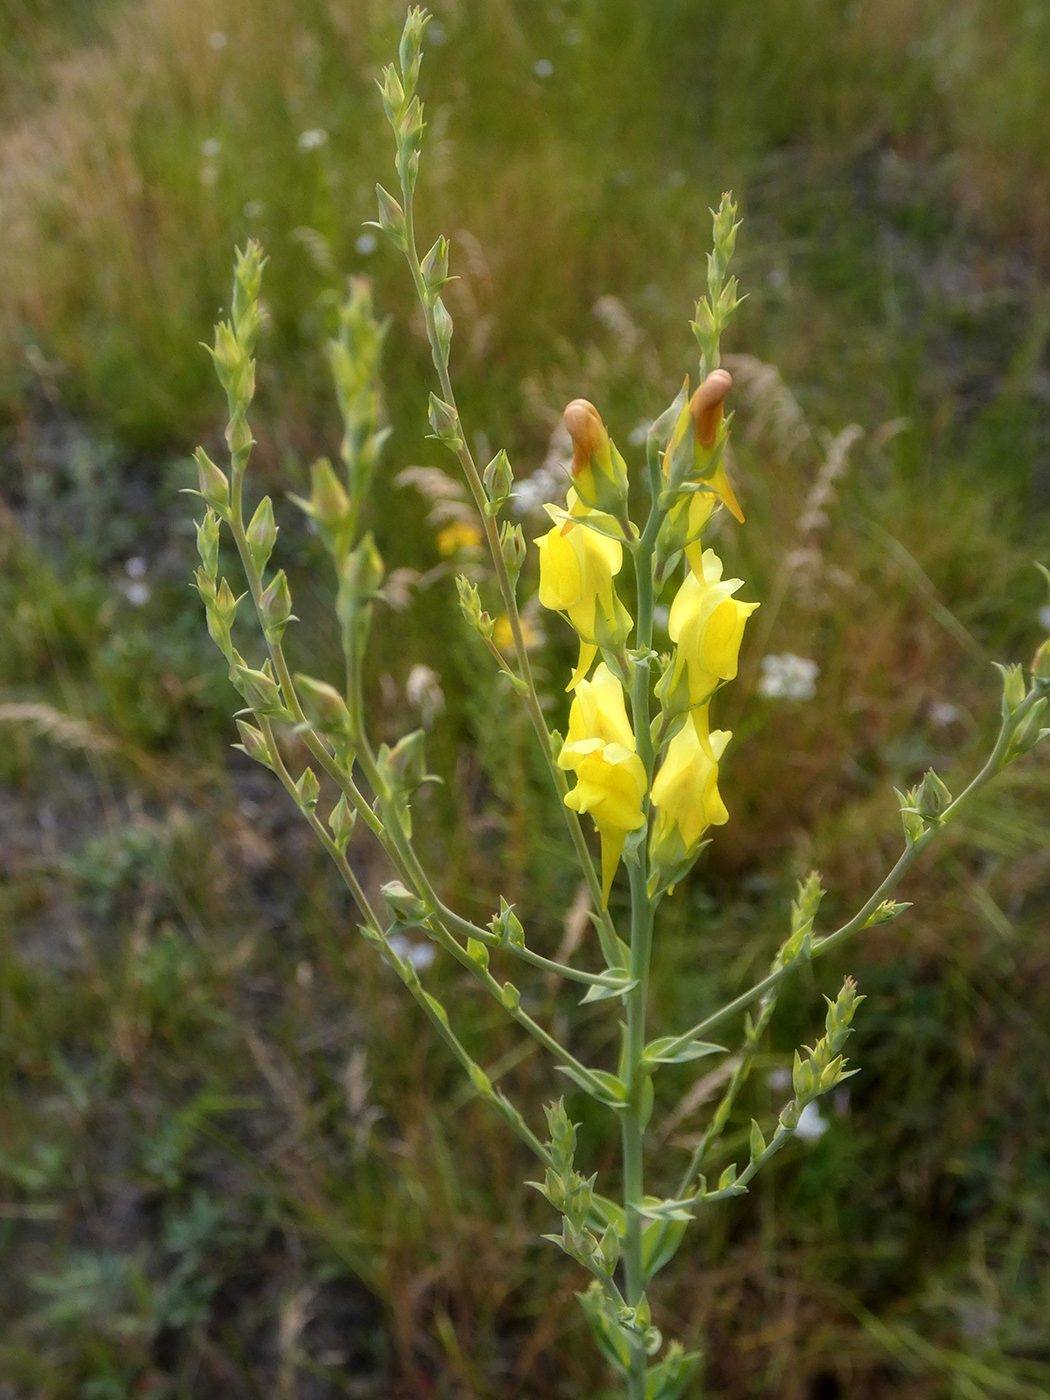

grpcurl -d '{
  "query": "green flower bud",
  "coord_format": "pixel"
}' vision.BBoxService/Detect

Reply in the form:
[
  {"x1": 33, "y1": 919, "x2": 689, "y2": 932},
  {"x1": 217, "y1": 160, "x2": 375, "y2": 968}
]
[
  {"x1": 381, "y1": 879, "x2": 428, "y2": 925},
  {"x1": 489, "y1": 897, "x2": 524, "y2": 948},
  {"x1": 230, "y1": 662, "x2": 286, "y2": 717},
  {"x1": 194, "y1": 448, "x2": 230, "y2": 512},
  {"x1": 456, "y1": 575, "x2": 495, "y2": 640},
  {"x1": 997, "y1": 661, "x2": 1027, "y2": 716},
  {"x1": 328, "y1": 793, "x2": 357, "y2": 852},
  {"x1": 501, "y1": 981, "x2": 521, "y2": 1011},
  {"x1": 371, "y1": 184, "x2": 408, "y2": 252},
  {"x1": 915, "y1": 768, "x2": 952, "y2": 821},
  {"x1": 294, "y1": 673, "x2": 352, "y2": 738},
  {"x1": 196, "y1": 508, "x2": 221, "y2": 579},
  {"x1": 234, "y1": 720, "x2": 275, "y2": 771},
  {"x1": 427, "y1": 393, "x2": 463, "y2": 451},
  {"x1": 232, "y1": 240, "x2": 266, "y2": 354},
  {"x1": 246, "y1": 495, "x2": 277, "y2": 575},
  {"x1": 499, "y1": 521, "x2": 526, "y2": 590},
  {"x1": 294, "y1": 766, "x2": 320, "y2": 812},
  {"x1": 1033, "y1": 638, "x2": 1050, "y2": 682},
  {"x1": 290, "y1": 458, "x2": 354, "y2": 560},
  {"x1": 259, "y1": 570, "x2": 293, "y2": 640},
  {"x1": 421, "y1": 236, "x2": 451, "y2": 305},
  {"x1": 432, "y1": 297, "x2": 453, "y2": 365},
  {"x1": 466, "y1": 938, "x2": 490, "y2": 970},
  {"x1": 483, "y1": 450, "x2": 513, "y2": 513}
]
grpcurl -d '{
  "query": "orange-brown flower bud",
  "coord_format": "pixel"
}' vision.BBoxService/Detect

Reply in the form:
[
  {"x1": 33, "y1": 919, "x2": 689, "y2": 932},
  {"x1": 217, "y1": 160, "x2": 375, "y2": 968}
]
[
  {"x1": 689, "y1": 369, "x2": 732, "y2": 449},
  {"x1": 564, "y1": 399, "x2": 607, "y2": 473}
]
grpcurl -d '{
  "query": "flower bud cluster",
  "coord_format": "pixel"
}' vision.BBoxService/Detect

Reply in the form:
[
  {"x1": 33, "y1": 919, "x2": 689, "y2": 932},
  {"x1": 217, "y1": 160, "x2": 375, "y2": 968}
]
[
  {"x1": 532, "y1": 1101, "x2": 620, "y2": 1278},
  {"x1": 778, "y1": 977, "x2": 863, "y2": 1133}
]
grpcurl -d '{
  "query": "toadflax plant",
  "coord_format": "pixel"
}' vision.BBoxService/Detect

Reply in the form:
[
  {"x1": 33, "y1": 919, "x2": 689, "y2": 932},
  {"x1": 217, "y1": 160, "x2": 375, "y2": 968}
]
[{"x1": 189, "y1": 10, "x2": 1050, "y2": 1396}]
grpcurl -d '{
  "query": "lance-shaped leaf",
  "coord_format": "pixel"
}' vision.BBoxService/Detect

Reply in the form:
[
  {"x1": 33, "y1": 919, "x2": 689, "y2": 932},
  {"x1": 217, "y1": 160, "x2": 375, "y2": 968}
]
[{"x1": 642, "y1": 1035, "x2": 725, "y2": 1066}]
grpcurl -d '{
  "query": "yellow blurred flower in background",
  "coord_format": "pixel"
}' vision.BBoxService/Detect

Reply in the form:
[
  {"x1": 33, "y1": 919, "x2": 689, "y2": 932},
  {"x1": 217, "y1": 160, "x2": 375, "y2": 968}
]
[{"x1": 436, "y1": 520, "x2": 483, "y2": 556}]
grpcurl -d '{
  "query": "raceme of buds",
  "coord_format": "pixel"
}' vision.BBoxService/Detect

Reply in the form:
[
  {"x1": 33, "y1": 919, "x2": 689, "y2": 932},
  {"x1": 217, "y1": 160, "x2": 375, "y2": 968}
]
[
  {"x1": 655, "y1": 549, "x2": 758, "y2": 724},
  {"x1": 557, "y1": 663, "x2": 647, "y2": 906},
  {"x1": 536, "y1": 516, "x2": 632, "y2": 689}
]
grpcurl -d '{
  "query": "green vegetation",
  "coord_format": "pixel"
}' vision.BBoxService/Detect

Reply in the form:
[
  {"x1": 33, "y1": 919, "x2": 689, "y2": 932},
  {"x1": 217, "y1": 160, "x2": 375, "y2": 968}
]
[{"x1": 1, "y1": 1, "x2": 1050, "y2": 1397}]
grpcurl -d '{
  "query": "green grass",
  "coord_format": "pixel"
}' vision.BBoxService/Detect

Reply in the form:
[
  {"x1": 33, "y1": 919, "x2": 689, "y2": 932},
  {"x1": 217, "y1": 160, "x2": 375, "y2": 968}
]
[{"x1": 2, "y1": 1, "x2": 1050, "y2": 1397}]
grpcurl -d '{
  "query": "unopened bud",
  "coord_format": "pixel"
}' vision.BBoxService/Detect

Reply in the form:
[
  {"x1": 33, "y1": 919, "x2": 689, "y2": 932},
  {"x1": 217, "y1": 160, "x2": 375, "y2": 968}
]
[
  {"x1": 194, "y1": 449, "x2": 230, "y2": 512},
  {"x1": 246, "y1": 495, "x2": 277, "y2": 574},
  {"x1": 456, "y1": 575, "x2": 494, "y2": 639},
  {"x1": 230, "y1": 662, "x2": 286, "y2": 717},
  {"x1": 500, "y1": 521, "x2": 527, "y2": 589},
  {"x1": 381, "y1": 879, "x2": 428, "y2": 925},
  {"x1": 196, "y1": 508, "x2": 221, "y2": 578},
  {"x1": 294, "y1": 766, "x2": 320, "y2": 812},
  {"x1": 564, "y1": 399, "x2": 606, "y2": 473},
  {"x1": 690, "y1": 369, "x2": 732, "y2": 449},
  {"x1": 483, "y1": 450, "x2": 513, "y2": 513},
  {"x1": 915, "y1": 768, "x2": 952, "y2": 821},
  {"x1": 421, "y1": 236, "x2": 450, "y2": 304},
  {"x1": 427, "y1": 393, "x2": 463, "y2": 450},
  {"x1": 259, "y1": 569, "x2": 293, "y2": 639},
  {"x1": 371, "y1": 184, "x2": 408, "y2": 251},
  {"x1": 328, "y1": 793, "x2": 357, "y2": 852},
  {"x1": 235, "y1": 720, "x2": 275, "y2": 771},
  {"x1": 294, "y1": 673, "x2": 352, "y2": 737}
]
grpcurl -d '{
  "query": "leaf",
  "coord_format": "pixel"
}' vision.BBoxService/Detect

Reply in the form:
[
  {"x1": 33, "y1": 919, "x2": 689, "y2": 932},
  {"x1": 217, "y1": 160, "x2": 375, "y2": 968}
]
[
  {"x1": 555, "y1": 1065, "x2": 628, "y2": 1109},
  {"x1": 636, "y1": 1195, "x2": 695, "y2": 1223},
  {"x1": 643, "y1": 1036, "x2": 725, "y2": 1066},
  {"x1": 579, "y1": 973, "x2": 638, "y2": 1005},
  {"x1": 642, "y1": 1217, "x2": 687, "y2": 1281}
]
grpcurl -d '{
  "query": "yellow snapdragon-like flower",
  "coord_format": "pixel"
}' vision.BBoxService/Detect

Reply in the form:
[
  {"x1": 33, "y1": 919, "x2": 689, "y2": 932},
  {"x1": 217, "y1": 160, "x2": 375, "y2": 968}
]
[
  {"x1": 650, "y1": 708, "x2": 731, "y2": 871},
  {"x1": 536, "y1": 515, "x2": 631, "y2": 688},
  {"x1": 557, "y1": 662, "x2": 647, "y2": 907},
  {"x1": 656, "y1": 548, "x2": 758, "y2": 728}
]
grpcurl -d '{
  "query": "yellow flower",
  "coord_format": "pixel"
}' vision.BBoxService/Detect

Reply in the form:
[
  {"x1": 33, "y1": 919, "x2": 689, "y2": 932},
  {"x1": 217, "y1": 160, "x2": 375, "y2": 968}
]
[
  {"x1": 436, "y1": 520, "x2": 483, "y2": 556},
  {"x1": 650, "y1": 709, "x2": 731, "y2": 871},
  {"x1": 536, "y1": 516, "x2": 632, "y2": 688},
  {"x1": 493, "y1": 612, "x2": 542, "y2": 651},
  {"x1": 564, "y1": 398, "x2": 629, "y2": 518},
  {"x1": 558, "y1": 662, "x2": 647, "y2": 907},
  {"x1": 655, "y1": 548, "x2": 758, "y2": 725}
]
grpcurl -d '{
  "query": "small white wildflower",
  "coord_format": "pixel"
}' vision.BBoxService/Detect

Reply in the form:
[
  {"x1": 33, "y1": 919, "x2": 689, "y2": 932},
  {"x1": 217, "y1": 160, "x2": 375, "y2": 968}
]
[
  {"x1": 563, "y1": 26, "x2": 582, "y2": 44},
  {"x1": 767, "y1": 1067, "x2": 792, "y2": 1092},
  {"x1": 653, "y1": 605, "x2": 670, "y2": 632},
  {"x1": 929, "y1": 700, "x2": 961, "y2": 727},
  {"x1": 387, "y1": 933, "x2": 436, "y2": 970},
  {"x1": 794, "y1": 1101, "x2": 829, "y2": 1142},
  {"x1": 200, "y1": 138, "x2": 221, "y2": 158},
  {"x1": 126, "y1": 582, "x2": 150, "y2": 607},
  {"x1": 628, "y1": 420, "x2": 651, "y2": 446},
  {"x1": 355, "y1": 232, "x2": 378, "y2": 256},
  {"x1": 208, "y1": 31, "x2": 227, "y2": 51},
  {"x1": 125, "y1": 556, "x2": 147, "y2": 580},
  {"x1": 200, "y1": 165, "x2": 218, "y2": 187},
  {"x1": 534, "y1": 58, "x2": 554, "y2": 77},
  {"x1": 243, "y1": 200, "x2": 263, "y2": 219},
  {"x1": 406, "y1": 664, "x2": 445, "y2": 728},
  {"x1": 1039, "y1": 604, "x2": 1050, "y2": 631},
  {"x1": 298, "y1": 128, "x2": 328, "y2": 152},
  {"x1": 757, "y1": 653, "x2": 818, "y2": 701}
]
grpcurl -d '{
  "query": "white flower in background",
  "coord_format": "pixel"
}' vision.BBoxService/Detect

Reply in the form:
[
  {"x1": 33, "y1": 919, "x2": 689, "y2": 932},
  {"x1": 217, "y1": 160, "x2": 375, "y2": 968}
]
[
  {"x1": 298, "y1": 128, "x2": 328, "y2": 152},
  {"x1": 1039, "y1": 605, "x2": 1050, "y2": 631},
  {"x1": 628, "y1": 420, "x2": 651, "y2": 446},
  {"x1": 406, "y1": 664, "x2": 445, "y2": 728},
  {"x1": 208, "y1": 30, "x2": 227, "y2": 50},
  {"x1": 124, "y1": 557, "x2": 150, "y2": 607},
  {"x1": 386, "y1": 933, "x2": 436, "y2": 970},
  {"x1": 355, "y1": 233, "x2": 377, "y2": 256},
  {"x1": 200, "y1": 138, "x2": 220, "y2": 157},
  {"x1": 758, "y1": 653, "x2": 818, "y2": 700},
  {"x1": 534, "y1": 58, "x2": 553, "y2": 77},
  {"x1": 794, "y1": 1101, "x2": 829, "y2": 1142},
  {"x1": 929, "y1": 700, "x2": 961, "y2": 727}
]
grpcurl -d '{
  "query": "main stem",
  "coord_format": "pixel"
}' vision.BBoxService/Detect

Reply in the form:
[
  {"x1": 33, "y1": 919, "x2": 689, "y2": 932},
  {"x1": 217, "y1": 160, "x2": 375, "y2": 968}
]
[{"x1": 621, "y1": 480, "x2": 663, "y2": 1399}]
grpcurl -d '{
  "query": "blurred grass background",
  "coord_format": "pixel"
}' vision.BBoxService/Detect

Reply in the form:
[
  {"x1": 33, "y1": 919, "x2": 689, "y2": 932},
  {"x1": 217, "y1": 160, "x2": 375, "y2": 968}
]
[{"x1": 1, "y1": 0, "x2": 1050, "y2": 1396}]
